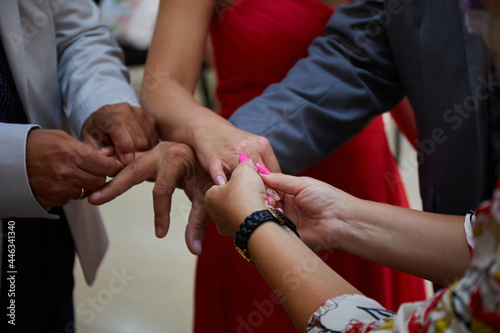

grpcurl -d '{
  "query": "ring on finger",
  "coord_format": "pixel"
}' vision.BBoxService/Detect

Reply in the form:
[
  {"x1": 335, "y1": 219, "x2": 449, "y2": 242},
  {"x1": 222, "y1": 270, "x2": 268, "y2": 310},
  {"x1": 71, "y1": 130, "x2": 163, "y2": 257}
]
[{"x1": 78, "y1": 187, "x2": 85, "y2": 200}]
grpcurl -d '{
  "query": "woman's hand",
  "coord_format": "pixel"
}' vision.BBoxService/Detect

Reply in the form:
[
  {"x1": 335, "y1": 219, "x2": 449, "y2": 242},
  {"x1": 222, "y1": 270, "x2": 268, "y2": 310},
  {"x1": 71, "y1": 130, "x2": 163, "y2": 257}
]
[
  {"x1": 192, "y1": 117, "x2": 281, "y2": 185},
  {"x1": 204, "y1": 159, "x2": 269, "y2": 238},
  {"x1": 260, "y1": 173, "x2": 358, "y2": 251}
]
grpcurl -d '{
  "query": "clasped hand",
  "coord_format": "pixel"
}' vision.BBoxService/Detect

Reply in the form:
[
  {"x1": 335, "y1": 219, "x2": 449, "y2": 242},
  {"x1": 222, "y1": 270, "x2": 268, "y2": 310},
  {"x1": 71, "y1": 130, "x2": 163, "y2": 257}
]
[
  {"x1": 27, "y1": 103, "x2": 158, "y2": 210},
  {"x1": 205, "y1": 155, "x2": 357, "y2": 252}
]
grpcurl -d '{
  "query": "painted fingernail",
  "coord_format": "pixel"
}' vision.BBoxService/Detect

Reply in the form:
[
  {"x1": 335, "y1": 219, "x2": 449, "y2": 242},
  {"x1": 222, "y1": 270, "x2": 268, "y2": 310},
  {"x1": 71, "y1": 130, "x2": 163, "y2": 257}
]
[
  {"x1": 216, "y1": 175, "x2": 226, "y2": 185},
  {"x1": 277, "y1": 208, "x2": 283, "y2": 213},
  {"x1": 256, "y1": 163, "x2": 271, "y2": 175},
  {"x1": 266, "y1": 188, "x2": 280, "y2": 201},
  {"x1": 238, "y1": 153, "x2": 249, "y2": 163},
  {"x1": 156, "y1": 226, "x2": 164, "y2": 238},
  {"x1": 266, "y1": 198, "x2": 272, "y2": 206}
]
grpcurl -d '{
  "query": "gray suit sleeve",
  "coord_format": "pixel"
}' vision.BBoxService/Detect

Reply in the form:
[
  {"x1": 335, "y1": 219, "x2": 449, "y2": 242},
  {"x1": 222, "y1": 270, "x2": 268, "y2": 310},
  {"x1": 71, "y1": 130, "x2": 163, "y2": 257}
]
[
  {"x1": 229, "y1": 0, "x2": 405, "y2": 174},
  {"x1": 0, "y1": 124, "x2": 54, "y2": 219},
  {"x1": 53, "y1": 1, "x2": 140, "y2": 138}
]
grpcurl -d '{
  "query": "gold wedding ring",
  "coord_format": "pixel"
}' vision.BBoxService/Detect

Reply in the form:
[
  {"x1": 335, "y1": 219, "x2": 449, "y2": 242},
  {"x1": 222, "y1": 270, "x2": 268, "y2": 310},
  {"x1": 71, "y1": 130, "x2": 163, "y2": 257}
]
[{"x1": 78, "y1": 187, "x2": 85, "y2": 200}]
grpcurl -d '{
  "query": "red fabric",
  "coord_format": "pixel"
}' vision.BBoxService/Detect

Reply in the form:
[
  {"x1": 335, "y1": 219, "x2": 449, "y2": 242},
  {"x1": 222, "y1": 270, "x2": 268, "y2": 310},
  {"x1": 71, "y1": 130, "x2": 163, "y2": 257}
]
[{"x1": 194, "y1": 1, "x2": 427, "y2": 332}]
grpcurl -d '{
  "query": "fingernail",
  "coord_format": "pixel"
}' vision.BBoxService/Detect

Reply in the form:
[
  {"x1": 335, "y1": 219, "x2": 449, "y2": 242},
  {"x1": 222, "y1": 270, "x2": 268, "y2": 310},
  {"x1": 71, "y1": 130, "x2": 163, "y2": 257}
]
[
  {"x1": 216, "y1": 175, "x2": 226, "y2": 185},
  {"x1": 193, "y1": 239, "x2": 202, "y2": 254},
  {"x1": 156, "y1": 226, "x2": 164, "y2": 238},
  {"x1": 277, "y1": 208, "x2": 283, "y2": 213},
  {"x1": 266, "y1": 188, "x2": 280, "y2": 201},
  {"x1": 266, "y1": 198, "x2": 272, "y2": 206},
  {"x1": 256, "y1": 163, "x2": 271, "y2": 175},
  {"x1": 238, "y1": 153, "x2": 249, "y2": 163}
]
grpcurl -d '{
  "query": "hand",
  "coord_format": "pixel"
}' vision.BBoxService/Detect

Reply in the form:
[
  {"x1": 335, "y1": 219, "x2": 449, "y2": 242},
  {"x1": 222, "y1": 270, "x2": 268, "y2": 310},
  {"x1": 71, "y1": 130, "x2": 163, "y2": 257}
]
[
  {"x1": 88, "y1": 141, "x2": 213, "y2": 255},
  {"x1": 26, "y1": 129, "x2": 124, "y2": 211},
  {"x1": 81, "y1": 102, "x2": 159, "y2": 165},
  {"x1": 204, "y1": 160, "x2": 269, "y2": 238},
  {"x1": 192, "y1": 119, "x2": 281, "y2": 185},
  {"x1": 259, "y1": 173, "x2": 357, "y2": 251}
]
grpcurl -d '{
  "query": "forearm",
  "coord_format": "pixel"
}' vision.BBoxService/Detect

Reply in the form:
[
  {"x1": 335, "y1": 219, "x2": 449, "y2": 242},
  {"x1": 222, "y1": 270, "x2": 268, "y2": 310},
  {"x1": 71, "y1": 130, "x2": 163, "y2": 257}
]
[
  {"x1": 141, "y1": 76, "x2": 231, "y2": 145},
  {"x1": 141, "y1": 0, "x2": 221, "y2": 145},
  {"x1": 339, "y1": 199, "x2": 471, "y2": 285},
  {"x1": 249, "y1": 222, "x2": 360, "y2": 332}
]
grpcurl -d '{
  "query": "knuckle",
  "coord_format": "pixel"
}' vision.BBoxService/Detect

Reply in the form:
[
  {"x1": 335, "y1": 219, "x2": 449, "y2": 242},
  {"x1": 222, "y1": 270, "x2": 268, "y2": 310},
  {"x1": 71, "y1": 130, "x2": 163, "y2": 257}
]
[
  {"x1": 159, "y1": 141, "x2": 191, "y2": 158},
  {"x1": 255, "y1": 135, "x2": 270, "y2": 148},
  {"x1": 86, "y1": 177, "x2": 107, "y2": 190},
  {"x1": 152, "y1": 184, "x2": 174, "y2": 199},
  {"x1": 134, "y1": 136, "x2": 150, "y2": 150},
  {"x1": 126, "y1": 161, "x2": 140, "y2": 175}
]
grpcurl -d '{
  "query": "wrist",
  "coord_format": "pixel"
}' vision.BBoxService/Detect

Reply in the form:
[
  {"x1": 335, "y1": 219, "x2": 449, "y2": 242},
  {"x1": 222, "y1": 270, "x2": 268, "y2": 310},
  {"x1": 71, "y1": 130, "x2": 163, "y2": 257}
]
[
  {"x1": 191, "y1": 114, "x2": 234, "y2": 148},
  {"x1": 235, "y1": 208, "x2": 300, "y2": 265},
  {"x1": 232, "y1": 202, "x2": 268, "y2": 236},
  {"x1": 333, "y1": 195, "x2": 367, "y2": 250}
]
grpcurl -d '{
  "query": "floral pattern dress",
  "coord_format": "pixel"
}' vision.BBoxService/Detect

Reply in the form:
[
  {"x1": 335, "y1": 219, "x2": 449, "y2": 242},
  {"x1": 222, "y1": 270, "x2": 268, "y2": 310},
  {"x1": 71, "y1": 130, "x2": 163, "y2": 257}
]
[{"x1": 307, "y1": 181, "x2": 500, "y2": 332}]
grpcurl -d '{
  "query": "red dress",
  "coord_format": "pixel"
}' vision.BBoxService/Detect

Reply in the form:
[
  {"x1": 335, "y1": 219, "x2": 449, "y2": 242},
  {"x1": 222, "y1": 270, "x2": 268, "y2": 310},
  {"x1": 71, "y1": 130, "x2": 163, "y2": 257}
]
[{"x1": 194, "y1": 0, "x2": 427, "y2": 331}]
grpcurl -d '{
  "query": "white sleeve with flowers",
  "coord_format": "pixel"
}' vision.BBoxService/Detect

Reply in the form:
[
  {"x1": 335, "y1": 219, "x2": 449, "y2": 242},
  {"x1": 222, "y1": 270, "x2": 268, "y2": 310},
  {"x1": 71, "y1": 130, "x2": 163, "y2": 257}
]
[{"x1": 307, "y1": 179, "x2": 500, "y2": 332}]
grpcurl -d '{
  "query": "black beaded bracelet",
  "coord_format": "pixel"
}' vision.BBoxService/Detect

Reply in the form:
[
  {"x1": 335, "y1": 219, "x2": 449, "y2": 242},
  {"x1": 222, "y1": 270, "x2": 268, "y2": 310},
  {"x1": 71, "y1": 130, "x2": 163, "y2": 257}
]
[{"x1": 235, "y1": 207, "x2": 300, "y2": 265}]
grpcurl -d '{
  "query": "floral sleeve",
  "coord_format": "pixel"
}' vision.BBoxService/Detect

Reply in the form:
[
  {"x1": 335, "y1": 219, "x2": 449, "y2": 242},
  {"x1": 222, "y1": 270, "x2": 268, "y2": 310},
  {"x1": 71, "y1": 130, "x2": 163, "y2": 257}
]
[{"x1": 307, "y1": 181, "x2": 500, "y2": 333}]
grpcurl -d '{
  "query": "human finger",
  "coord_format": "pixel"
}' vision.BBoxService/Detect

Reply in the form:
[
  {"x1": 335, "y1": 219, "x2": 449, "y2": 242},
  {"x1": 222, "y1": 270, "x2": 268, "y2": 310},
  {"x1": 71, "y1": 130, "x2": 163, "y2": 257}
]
[
  {"x1": 76, "y1": 146, "x2": 124, "y2": 177},
  {"x1": 206, "y1": 157, "x2": 228, "y2": 185},
  {"x1": 106, "y1": 123, "x2": 137, "y2": 165},
  {"x1": 259, "y1": 172, "x2": 307, "y2": 197},
  {"x1": 88, "y1": 152, "x2": 157, "y2": 205},
  {"x1": 185, "y1": 196, "x2": 210, "y2": 255}
]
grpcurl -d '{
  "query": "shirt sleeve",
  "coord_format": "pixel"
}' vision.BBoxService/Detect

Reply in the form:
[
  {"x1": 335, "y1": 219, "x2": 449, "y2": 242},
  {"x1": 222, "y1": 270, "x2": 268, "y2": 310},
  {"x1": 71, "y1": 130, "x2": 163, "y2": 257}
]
[
  {"x1": 53, "y1": 0, "x2": 140, "y2": 139},
  {"x1": 0, "y1": 123, "x2": 56, "y2": 219},
  {"x1": 229, "y1": 0, "x2": 405, "y2": 175}
]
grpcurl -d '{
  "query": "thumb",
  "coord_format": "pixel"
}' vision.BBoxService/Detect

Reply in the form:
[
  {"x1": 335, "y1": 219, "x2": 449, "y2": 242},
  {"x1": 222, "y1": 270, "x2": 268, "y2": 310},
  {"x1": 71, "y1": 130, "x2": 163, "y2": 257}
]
[
  {"x1": 207, "y1": 158, "x2": 227, "y2": 185},
  {"x1": 259, "y1": 173, "x2": 305, "y2": 197}
]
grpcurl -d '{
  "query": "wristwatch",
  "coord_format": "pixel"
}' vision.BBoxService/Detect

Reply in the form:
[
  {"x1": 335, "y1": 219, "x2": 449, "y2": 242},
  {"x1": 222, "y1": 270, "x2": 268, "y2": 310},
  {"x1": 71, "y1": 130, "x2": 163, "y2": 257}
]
[{"x1": 235, "y1": 207, "x2": 299, "y2": 265}]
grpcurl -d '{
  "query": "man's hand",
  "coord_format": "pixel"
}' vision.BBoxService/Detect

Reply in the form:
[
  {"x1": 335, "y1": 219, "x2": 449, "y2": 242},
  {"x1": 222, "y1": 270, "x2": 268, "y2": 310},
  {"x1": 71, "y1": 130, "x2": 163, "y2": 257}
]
[
  {"x1": 81, "y1": 102, "x2": 158, "y2": 165},
  {"x1": 88, "y1": 141, "x2": 213, "y2": 255},
  {"x1": 26, "y1": 129, "x2": 124, "y2": 210}
]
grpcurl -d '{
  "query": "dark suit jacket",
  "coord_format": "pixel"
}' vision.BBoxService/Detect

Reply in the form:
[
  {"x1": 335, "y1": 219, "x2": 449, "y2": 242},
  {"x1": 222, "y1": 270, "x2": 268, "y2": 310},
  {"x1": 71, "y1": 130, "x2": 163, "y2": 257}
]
[{"x1": 229, "y1": 0, "x2": 490, "y2": 215}]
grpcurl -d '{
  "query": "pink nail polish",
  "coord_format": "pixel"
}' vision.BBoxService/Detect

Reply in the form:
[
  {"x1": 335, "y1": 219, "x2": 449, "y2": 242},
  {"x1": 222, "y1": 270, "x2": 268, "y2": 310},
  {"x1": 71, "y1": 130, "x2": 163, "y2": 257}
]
[
  {"x1": 266, "y1": 198, "x2": 272, "y2": 206},
  {"x1": 256, "y1": 163, "x2": 271, "y2": 175},
  {"x1": 238, "y1": 153, "x2": 249, "y2": 163}
]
